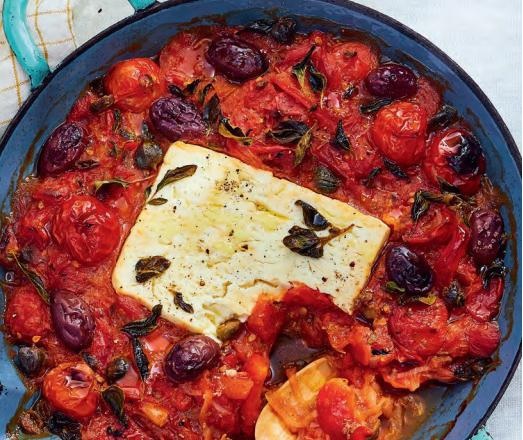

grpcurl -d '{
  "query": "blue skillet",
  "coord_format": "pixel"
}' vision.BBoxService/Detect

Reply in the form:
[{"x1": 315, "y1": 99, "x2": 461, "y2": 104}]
[{"x1": 0, "y1": 1, "x2": 520, "y2": 439}]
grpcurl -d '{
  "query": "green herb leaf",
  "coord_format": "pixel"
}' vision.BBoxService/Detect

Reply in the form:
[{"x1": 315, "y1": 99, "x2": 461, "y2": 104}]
[
  {"x1": 10, "y1": 253, "x2": 49, "y2": 304},
  {"x1": 218, "y1": 118, "x2": 252, "y2": 146},
  {"x1": 360, "y1": 98, "x2": 392, "y2": 114},
  {"x1": 174, "y1": 292, "x2": 194, "y2": 314},
  {"x1": 90, "y1": 95, "x2": 114, "y2": 113},
  {"x1": 480, "y1": 258, "x2": 507, "y2": 289},
  {"x1": 148, "y1": 198, "x2": 168, "y2": 206},
  {"x1": 122, "y1": 304, "x2": 163, "y2": 337},
  {"x1": 314, "y1": 165, "x2": 340, "y2": 194},
  {"x1": 102, "y1": 386, "x2": 127, "y2": 427},
  {"x1": 131, "y1": 337, "x2": 149, "y2": 380},
  {"x1": 268, "y1": 120, "x2": 309, "y2": 144},
  {"x1": 203, "y1": 94, "x2": 222, "y2": 127},
  {"x1": 362, "y1": 167, "x2": 382, "y2": 188},
  {"x1": 294, "y1": 124, "x2": 314, "y2": 166},
  {"x1": 94, "y1": 178, "x2": 129, "y2": 196},
  {"x1": 216, "y1": 318, "x2": 242, "y2": 342},
  {"x1": 383, "y1": 281, "x2": 406, "y2": 294},
  {"x1": 383, "y1": 158, "x2": 408, "y2": 179},
  {"x1": 416, "y1": 294, "x2": 437, "y2": 306},
  {"x1": 411, "y1": 190, "x2": 432, "y2": 221},
  {"x1": 283, "y1": 224, "x2": 353, "y2": 258},
  {"x1": 292, "y1": 45, "x2": 316, "y2": 89},
  {"x1": 342, "y1": 84, "x2": 358, "y2": 99},
  {"x1": 443, "y1": 280, "x2": 465, "y2": 308},
  {"x1": 295, "y1": 200, "x2": 330, "y2": 230},
  {"x1": 308, "y1": 64, "x2": 326, "y2": 95},
  {"x1": 135, "y1": 256, "x2": 171, "y2": 283},
  {"x1": 332, "y1": 120, "x2": 350, "y2": 152},
  {"x1": 154, "y1": 165, "x2": 198, "y2": 195}
]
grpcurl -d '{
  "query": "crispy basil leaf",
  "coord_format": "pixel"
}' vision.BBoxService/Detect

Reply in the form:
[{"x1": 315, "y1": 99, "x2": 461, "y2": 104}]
[
  {"x1": 362, "y1": 167, "x2": 382, "y2": 188},
  {"x1": 383, "y1": 281, "x2": 406, "y2": 294},
  {"x1": 292, "y1": 45, "x2": 316, "y2": 89},
  {"x1": 118, "y1": 129, "x2": 137, "y2": 140},
  {"x1": 82, "y1": 352, "x2": 99, "y2": 371},
  {"x1": 94, "y1": 178, "x2": 129, "y2": 196},
  {"x1": 10, "y1": 252, "x2": 49, "y2": 304},
  {"x1": 332, "y1": 120, "x2": 350, "y2": 152},
  {"x1": 199, "y1": 83, "x2": 213, "y2": 104},
  {"x1": 122, "y1": 304, "x2": 163, "y2": 337},
  {"x1": 371, "y1": 348, "x2": 390, "y2": 356},
  {"x1": 480, "y1": 258, "x2": 507, "y2": 289},
  {"x1": 428, "y1": 104, "x2": 458, "y2": 132},
  {"x1": 453, "y1": 358, "x2": 492, "y2": 381},
  {"x1": 268, "y1": 120, "x2": 309, "y2": 144},
  {"x1": 218, "y1": 118, "x2": 253, "y2": 145},
  {"x1": 168, "y1": 84, "x2": 184, "y2": 97},
  {"x1": 131, "y1": 337, "x2": 149, "y2": 380},
  {"x1": 283, "y1": 226, "x2": 323, "y2": 257},
  {"x1": 154, "y1": 165, "x2": 197, "y2": 195},
  {"x1": 75, "y1": 159, "x2": 100, "y2": 170},
  {"x1": 360, "y1": 98, "x2": 392, "y2": 114},
  {"x1": 89, "y1": 76, "x2": 106, "y2": 96},
  {"x1": 437, "y1": 177, "x2": 461, "y2": 194},
  {"x1": 203, "y1": 94, "x2": 222, "y2": 126},
  {"x1": 184, "y1": 79, "x2": 200, "y2": 95},
  {"x1": 106, "y1": 357, "x2": 129, "y2": 384},
  {"x1": 135, "y1": 256, "x2": 171, "y2": 283},
  {"x1": 383, "y1": 158, "x2": 408, "y2": 179},
  {"x1": 90, "y1": 95, "x2": 114, "y2": 113},
  {"x1": 295, "y1": 200, "x2": 330, "y2": 230},
  {"x1": 293, "y1": 125, "x2": 314, "y2": 166},
  {"x1": 216, "y1": 318, "x2": 242, "y2": 342},
  {"x1": 102, "y1": 386, "x2": 127, "y2": 426},
  {"x1": 148, "y1": 198, "x2": 168, "y2": 206},
  {"x1": 174, "y1": 292, "x2": 194, "y2": 314},
  {"x1": 47, "y1": 412, "x2": 81, "y2": 440},
  {"x1": 314, "y1": 165, "x2": 340, "y2": 194},
  {"x1": 112, "y1": 109, "x2": 122, "y2": 133},
  {"x1": 308, "y1": 64, "x2": 326, "y2": 95},
  {"x1": 244, "y1": 19, "x2": 274, "y2": 34},
  {"x1": 411, "y1": 190, "x2": 432, "y2": 221},
  {"x1": 443, "y1": 280, "x2": 465, "y2": 308},
  {"x1": 342, "y1": 84, "x2": 358, "y2": 99}
]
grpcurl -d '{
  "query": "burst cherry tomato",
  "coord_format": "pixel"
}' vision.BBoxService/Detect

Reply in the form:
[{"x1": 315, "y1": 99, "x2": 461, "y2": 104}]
[
  {"x1": 52, "y1": 195, "x2": 120, "y2": 264},
  {"x1": 43, "y1": 362, "x2": 98, "y2": 418},
  {"x1": 104, "y1": 58, "x2": 166, "y2": 112},
  {"x1": 424, "y1": 128, "x2": 485, "y2": 195},
  {"x1": 370, "y1": 101, "x2": 428, "y2": 166}
]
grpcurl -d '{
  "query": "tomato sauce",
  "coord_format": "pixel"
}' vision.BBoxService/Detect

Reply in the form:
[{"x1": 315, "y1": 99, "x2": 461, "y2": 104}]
[{"x1": 0, "y1": 21, "x2": 506, "y2": 440}]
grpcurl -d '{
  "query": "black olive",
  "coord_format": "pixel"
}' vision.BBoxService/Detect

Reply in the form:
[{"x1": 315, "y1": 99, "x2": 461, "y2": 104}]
[
  {"x1": 16, "y1": 346, "x2": 45, "y2": 376},
  {"x1": 364, "y1": 64, "x2": 418, "y2": 99},
  {"x1": 469, "y1": 209, "x2": 504, "y2": 266},
  {"x1": 386, "y1": 245, "x2": 433, "y2": 296},
  {"x1": 106, "y1": 357, "x2": 129, "y2": 384},
  {"x1": 134, "y1": 140, "x2": 163, "y2": 170},
  {"x1": 446, "y1": 132, "x2": 483, "y2": 175}
]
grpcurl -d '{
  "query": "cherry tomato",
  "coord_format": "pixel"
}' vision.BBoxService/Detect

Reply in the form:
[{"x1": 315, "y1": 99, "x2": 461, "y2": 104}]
[
  {"x1": 247, "y1": 296, "x2": 285, "y2": 344},
  {"x1": 424, "y1": 128, "x2": 485, "y2": 195},
  {"x1": 402, "y1": 206, "x2": 456, "y2": 246},
  {"x1": 465, "y1": 278, "x2": 504, "y2": 322},
  {"x1": 5, "y1": 286, "x2": 51, "y2": 343},
  {"x1": 370, "y1": 101, "x2": 428, "y2": 166},
  {"x1": 388, "y1": 299, "x2": 448, "y2": 359},
  {"x1": 104, "y1": 58, "x2": 166, "y2": 112},
  {"x1": 43, "y1": 362, "x2": 98, "y2": 418},
  {"x1": 52, "y1": 195, "x2": 120, "y2": 265}
]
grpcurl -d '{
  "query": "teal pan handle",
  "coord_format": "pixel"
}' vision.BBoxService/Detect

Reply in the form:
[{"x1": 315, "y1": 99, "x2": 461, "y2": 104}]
[{"x1": 1, "y1": 0, "x2": 157, "y2": 89}]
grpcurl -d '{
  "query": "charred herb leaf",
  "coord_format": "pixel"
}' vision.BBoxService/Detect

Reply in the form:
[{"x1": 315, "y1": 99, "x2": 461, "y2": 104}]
[
  {"x1": 174, "y1": 292, "x2": 194, "y2": 314},
  {"x1": 245, "y1": 19, "x2": 273, "y2": 34},
  {"x1": 292, "y1": 45, "x2": 316, "y2": 89},
  {"x1": 453, "y1": 358, "x2": 492, "y2": 381},
  {"x1": 443, "y1": 280, "x2": 465, "y2": 308},
  {"x1": 294, "y1": 124, "x2": 314, "y2": 166},
  {"x1": 480, "y1": 258, "x2": 507, "y2": 289},
  {"x1": 90, "y1": 95, "x2": 114, "y2": 113},
  {"x1": 362, "y1": 167, "x2": 382, "y2": 188},
  {"x1": 10, "y1": 252, "x2": 49, "y2": 304},
  {"x1": 89, "y1": 76, "x2": 106, "y2": 96},
  {"x1": 102, "y1": 386, "x2": 127, "y2": 426},
  {"x1": 94, "y1": 178, "x2": 129, "y2": 196},
  {"x1": 76, "y1": 159, "x2": 100, "y2": 170},
  {"x1": 342, "y1": 84, "x2": 358, "y2": 99},
  {"x1": 154, "y1": 165, "x2": 197, "y2": 195},
  {"x1": 218, "y1": 118, "x2": 253, "y2": 146},
  {"x1": 148, "y1": 198, "x2": 168, "y2": 206},
  {"x1": 332, "y1": 120, "x2": 350, "y2": 152},
  {"x1": 216, "y1": 318, "x2": 242, "y2": 342},
  {"x1": 106, "y1": 357, "x2": 129, "y2": 384},
  {"x1": 428, "y1": 104, "x2": 458, "y2": 132},
  {"x1": 371, "y1": 348, "x2": 390, "y2": 356},
  {"x1": 184, "y1": 79, "x2": 201, "y2": 95},
  {"x1": 314, "y1": 165, "x2": 340, "y2": 194},
  {"x1": 411, "y1": 190, "x2": 432, "y2": 221},
  {"x1": 383, "y1": 158, "x2": 408, "y2": 179},
  {"x1": 199, "y1": 83, "x2": 213, "y2": 105},
  {"x1": 360, "y1": 98, "x2": 392, "y2": 114},
  {"x1": 295, "y1": 200, "x2": 330, "y2": 230},
  {"x1": 268, "y1": 120, "x2": 309, "y2": 144},
  {"x1": 131, "y1": 337, "x2": 149, "y2": 380},
  {"x1": 283, "y1": 224, "x2": 353, "y2": 258},
  {"x1": 383, "y1": 281, "x2": 406, "y2": 294},
  {"x1": 437, "y1": 177, "x2": 461, "y2": 194},
  {"x1": 168, "y1": 84, "x2": 184, "y2": 97},
  {"x1": 112, "y1": 109, "x2": 122, "y2": 133},
  {"x1": 122, "y1": 304, "x2": 163, "y2": 337},
  {"x1": 82, "y1": 353, "x2": 99, "y2": 371},
  {"x1": 203, "y1": 94, "x2": 222, "y2": 126},
  {"x1": 135, "y1": 256, "x2": 171, "y2": 283},
  {"x1": 308, "y1": 64, "x2": 326, "y2": 96},
  {"x1": 47, "y1": 412, "x2": 81, "y2": 440}
]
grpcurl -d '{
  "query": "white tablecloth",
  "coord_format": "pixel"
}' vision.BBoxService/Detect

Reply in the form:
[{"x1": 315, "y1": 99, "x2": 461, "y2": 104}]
[{"x1": 0, "y1": 1, "x2": 520, "y2": 438}]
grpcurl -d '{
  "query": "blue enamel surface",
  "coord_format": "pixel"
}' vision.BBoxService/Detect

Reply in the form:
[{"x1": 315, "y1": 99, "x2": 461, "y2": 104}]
[
  {"x1": 127, "y1": 0, "x2": 157, "y2": 11},
  {"x1": 2, "y1": 0, "x2": 51, "y2": 89},
  {"x1": 0, "y1": 1, "x2": 520, "y2": 438}
]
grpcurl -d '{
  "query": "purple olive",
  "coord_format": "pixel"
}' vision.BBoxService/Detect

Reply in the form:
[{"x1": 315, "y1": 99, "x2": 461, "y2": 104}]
[
  {"x1": 37, "y1": 123, "x2": 85, "y2": 176},
  {"x1": 386, "y1": 245, "x2": 433, "y2": 296},
  {"x1": 446, "y1": 132, "x2": 483, "y2": 175},
  {"x1": 469, "y1": 209, "x2": 504, "y2": 266},
  {"x1": 364, "y1": 64, "x2": 418, "y2": 99},
  {"x1": 51, "y1": 290, "x2": 95, "y2": 352},
  {"x1": 16, "y1": 346, "x2": 45, "y2": 376},
  {"x1": 206, "y1": 37, "x2": 268, "y2": 82},
  {"x1": 165, "y1": 335, "x2": 219, "y2": 383},
  {"x1": 149, "y1": 96, "x2": 205, "y2": 142}
]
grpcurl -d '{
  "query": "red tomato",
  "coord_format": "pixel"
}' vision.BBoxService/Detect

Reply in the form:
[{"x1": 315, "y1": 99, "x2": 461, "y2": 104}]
[
  {"x1": 370, "y1": 101, "x2": 427, "y2": 166},
  {"x1": 43, "y1": 362, "x2": 98, "y2": 418},
  {"x1": 240, "y1": 353, "x2": 269, "y2": 435},
  {"x1": 403, "y1": 206, "x2": 456, "y2": 246},
  {"x1": 5, "y1": 286, "x2": 51, "y2": 342},
  {"x1": 432, "y1": 222, "x2": 470, "y2": 288},
  {"x1": 247, "y1": 296, "x2": 285, "y2": 344},
  {"x1": 388, "y1": 299, "x2": 448, "y2": 359},
  {"x1": 104, "y1": 58, "x2": 166, "y2": 112},
  {"x1": 52, "y1": 195, "x2": 120, "y2": 265},
  {"x1": 316, "y1": 378, "x2": 375, "y2": 440},
  {"x1": 466, "y1": 278, "x2": 504, "y2": 322},
  {"x1": 423, "y1": 128, "x2": 485, "y2": 195},
  {"x1": 467, "y1": 320, "x2": 500, "y2": 357}
]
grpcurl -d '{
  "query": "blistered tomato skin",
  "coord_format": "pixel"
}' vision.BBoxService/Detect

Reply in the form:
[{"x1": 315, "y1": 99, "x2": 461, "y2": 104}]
[
  {"x1": 206, "y1": 37, "x2": 268, "y2": 82},
  {"x1": 165, "y1": 335, "x2": 219, "y2": 383},
  {"x1": 424, "y1": 128, "x2": 485, "y2": 195},
  {"x1": 51, "y1": 290, "x2": 95, "y2": 351},
  {"x1": 43, "y1": 362, "x2": 98, "y2": 419},
  {"x1": 370, "y1": 101, "x2": 428, "y2": 166},
  {"x1": 469, "y1": 209, "x2": 504, "y2": 266},
  {"x1": 386, "y1": 245, "x2": 433, "y2": 296},
  {"x1": 37, "y1": 123, "x2": 85, "y2": 176},
  {"x1": 149, "y1": 96, "x2": 205, "y2": 141},
  {"x1": 52, "y1": 195, "x2": 120, "y2": 265},
  {"x1": 365, "y1": 63, "x2": 418, "y2": 99},
  {"x1": 104, "y1": 58, "x2": 166, "y2": 112}
]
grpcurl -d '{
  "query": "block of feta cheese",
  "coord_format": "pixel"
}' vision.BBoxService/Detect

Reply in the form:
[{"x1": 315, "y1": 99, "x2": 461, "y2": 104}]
[{"x1": 113, "y1": 141, "x2": 389, "y2": 339}]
